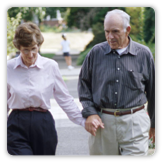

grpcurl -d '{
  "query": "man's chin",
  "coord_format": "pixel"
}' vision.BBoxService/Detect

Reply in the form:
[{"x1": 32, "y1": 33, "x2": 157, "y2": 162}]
[
  {"x1": 108, "y1": 42, "x2": 118, "y2": 49},
  {"x1": 110, "y1": 46, "x2": 118, "y2": 50}
]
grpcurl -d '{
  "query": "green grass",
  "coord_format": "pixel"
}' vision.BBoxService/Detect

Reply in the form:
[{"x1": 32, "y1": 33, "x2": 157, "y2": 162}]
[{"x1": 40, "y1": 53, "x2": 55, "y2": 59}]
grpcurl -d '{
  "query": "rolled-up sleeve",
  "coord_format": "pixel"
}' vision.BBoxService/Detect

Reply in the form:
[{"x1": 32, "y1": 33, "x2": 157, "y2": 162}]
[
  {"x1": 53, "y1": 63, "x2": 86, "y2": 127},
  {"x1": 145, "y1": 54, "x2": 155, "y2": 128},
  {"x1": 78, "y1": 51, "x2": 98, "y2": 118}
]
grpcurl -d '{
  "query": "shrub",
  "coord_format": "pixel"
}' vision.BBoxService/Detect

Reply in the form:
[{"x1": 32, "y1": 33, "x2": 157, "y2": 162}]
[{"x1": 77, "y1": 47, "x2": 92, "y2": 65}]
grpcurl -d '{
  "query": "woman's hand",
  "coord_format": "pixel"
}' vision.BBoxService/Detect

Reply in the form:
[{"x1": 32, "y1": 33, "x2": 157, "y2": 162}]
[{"x1": 85, "y1": 115, "x2": 104, "y2": 136}]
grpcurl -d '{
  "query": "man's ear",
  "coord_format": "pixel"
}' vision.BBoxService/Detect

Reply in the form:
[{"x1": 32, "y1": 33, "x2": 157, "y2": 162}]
[{"x1": 126, "y1": 26, "x2": 131, "y2": 36}]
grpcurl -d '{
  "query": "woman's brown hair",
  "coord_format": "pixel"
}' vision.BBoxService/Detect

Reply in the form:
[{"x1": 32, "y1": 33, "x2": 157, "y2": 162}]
[{"x1": 13, "y1": 22, "x2": 44, "y2": 49}]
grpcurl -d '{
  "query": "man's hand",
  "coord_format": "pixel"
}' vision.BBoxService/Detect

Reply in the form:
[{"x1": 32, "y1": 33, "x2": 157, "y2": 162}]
[
  {"x1": 85, "y1": 115, "x2": 104, "y2": 136},
  {"x1": 149, "y1": 128, "x2": 155, "y2": 143}
]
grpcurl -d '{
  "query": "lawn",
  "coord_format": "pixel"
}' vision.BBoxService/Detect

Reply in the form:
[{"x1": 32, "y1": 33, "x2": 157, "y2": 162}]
[
  {"x1": 40, "y1": 53, "x2": 55, "y2": 58},
  {"x1": 40, "y1": 32, "x2": 94, "y2": 54}
]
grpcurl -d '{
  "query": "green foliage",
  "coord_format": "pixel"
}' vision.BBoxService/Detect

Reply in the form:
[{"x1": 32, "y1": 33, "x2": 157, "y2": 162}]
[
  {"x1": 7, "y1": 12, "x2": 22, "y2": 56},
  {"x1": 66, "y1": 7, "x2": 93, "y2": 29},
  {"x1": 40, "y1": 53, "x2": 55, "y2": 58},
  {"x1": 45, "y1": 7, "x2": 67, "y2": 18},
  {"x1": 149, "y1": 138, "x2": 155, "y2": 149},
  {"x1": 77, "y1": 47, "x2": 92, "y2": 65},
  {"x1": 8, "y1": 7, "x2": 46, "y2": 24},
  {"x1": 144, "y1": 7, "x2": 155, "y2": 43}
]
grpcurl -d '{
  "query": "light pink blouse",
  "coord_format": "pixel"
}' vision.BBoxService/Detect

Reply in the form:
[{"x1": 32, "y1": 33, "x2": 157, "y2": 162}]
[{"x1": 7, "y1": 54, "x2": 85, "y2": 127}]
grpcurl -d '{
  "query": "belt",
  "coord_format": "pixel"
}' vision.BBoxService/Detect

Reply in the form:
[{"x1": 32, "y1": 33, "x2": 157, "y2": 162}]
[
  {"x1": 14, "y1": 107, "x2": 47, "y2": 112},
  {"x1": 99, "y1": 105, "x2": 144, "y2": 116}
]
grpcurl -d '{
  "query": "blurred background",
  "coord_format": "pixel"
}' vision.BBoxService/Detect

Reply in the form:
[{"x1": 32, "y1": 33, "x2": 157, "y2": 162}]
[{"x1": 7, "y1": 7, "x2": 155, "y2": 64}]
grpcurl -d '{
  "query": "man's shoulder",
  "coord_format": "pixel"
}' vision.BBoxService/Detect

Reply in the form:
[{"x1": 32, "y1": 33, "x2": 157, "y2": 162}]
[
  {"x1": 93, "y1": 41, "x2": 109, "y2": 49},
  {"x1": 132, "y1": 40, "x2": 151, "y2": 53},
  {"x1": 90, "y1": 41, "x2": 109, "y2": 54}
]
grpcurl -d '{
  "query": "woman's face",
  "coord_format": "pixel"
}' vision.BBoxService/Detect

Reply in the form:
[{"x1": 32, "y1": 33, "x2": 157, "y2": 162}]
[{"x1": 19, "y1": 44, "x2": 39, "y2": 67}]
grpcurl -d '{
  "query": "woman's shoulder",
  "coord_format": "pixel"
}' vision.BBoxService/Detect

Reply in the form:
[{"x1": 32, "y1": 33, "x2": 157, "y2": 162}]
[
  {"x1": 7, "y1": 57, "x2": 17, "y2": 69},
  {"x1": 39, "y1": 55, "x2": 58, "y2": 68}
]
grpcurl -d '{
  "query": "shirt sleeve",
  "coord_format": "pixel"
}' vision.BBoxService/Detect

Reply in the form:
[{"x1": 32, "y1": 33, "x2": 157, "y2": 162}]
[
  {"x1": 145, "y1": 52, "x2": 155, "y2": 128},
  {"x1": 78, "y1": 50, "x2": 99, "y2": 118},
  {"x1": 53, "y1": 63, "x2": 86, "y2": 127}
]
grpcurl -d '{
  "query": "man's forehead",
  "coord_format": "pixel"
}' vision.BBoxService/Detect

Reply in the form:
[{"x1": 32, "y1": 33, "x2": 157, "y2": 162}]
[
  {"x1": 105, "y1": 14, "x2": 122, "y2": 22},
  {"x1": 104, "y1": 14, "x2": 123, "y2": 28}
]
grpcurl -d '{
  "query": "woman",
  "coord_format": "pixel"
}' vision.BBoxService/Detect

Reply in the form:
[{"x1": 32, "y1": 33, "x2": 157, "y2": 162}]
[{"x1": 7, "y1": 22, "x2": 86, "y2": 155}]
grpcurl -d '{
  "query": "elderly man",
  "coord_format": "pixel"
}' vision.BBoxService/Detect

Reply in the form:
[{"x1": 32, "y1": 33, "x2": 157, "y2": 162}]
[{"x1": 78, "y1": 9, "x2": 155, "y2": 155}]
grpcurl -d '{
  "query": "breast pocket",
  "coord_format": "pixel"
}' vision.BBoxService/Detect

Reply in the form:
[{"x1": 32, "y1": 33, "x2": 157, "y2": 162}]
[{"x1": 122, "y1": 70, "x2": 143, "y2": 90}]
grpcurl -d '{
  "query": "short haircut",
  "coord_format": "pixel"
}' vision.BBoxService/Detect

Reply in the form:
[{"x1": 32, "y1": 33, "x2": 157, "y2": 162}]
[
  {"x1": 104, "y1": 9, "x2": 130, "y2": 32},
  {"x1": 13, "y1": 22, "x2": 44, "y2": 49}
]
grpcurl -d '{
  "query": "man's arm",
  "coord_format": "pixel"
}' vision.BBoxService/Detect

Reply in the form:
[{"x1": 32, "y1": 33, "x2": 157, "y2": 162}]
[
  {"x1": 145, "y1": 52, "x2": 155, "y2": 142},
  {"x1": 78, "y1": 50, "x2": 104, "y2": 135}
]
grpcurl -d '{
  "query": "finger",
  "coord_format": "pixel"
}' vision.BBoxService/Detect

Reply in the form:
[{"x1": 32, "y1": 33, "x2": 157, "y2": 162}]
[
  {"x1": 97, "y1": 118, "x2": 104, "y2": 128},
  {"x1": 91, "y1": 127, "x2": 97, "y2": 136},
  {"x1": 100, "y1": 122, "x2": 105, "y2": 128},
  {"x1": 92, "y1": 121, "x2": 99, "y2": 129}
]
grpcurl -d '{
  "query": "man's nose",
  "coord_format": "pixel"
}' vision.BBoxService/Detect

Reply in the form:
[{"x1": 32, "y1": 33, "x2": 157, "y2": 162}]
[{"x1": 108, "y1": 32, "x2": 114, "y2": 39}]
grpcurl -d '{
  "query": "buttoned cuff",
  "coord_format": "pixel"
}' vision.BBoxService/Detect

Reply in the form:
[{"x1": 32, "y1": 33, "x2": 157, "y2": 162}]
[{"x1": 82, "y1": 106, "x2": 98, "y2": 118}]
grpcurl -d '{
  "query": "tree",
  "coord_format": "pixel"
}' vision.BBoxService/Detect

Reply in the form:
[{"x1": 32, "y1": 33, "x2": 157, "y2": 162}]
[
  {"x1": 45, "y1": 7, "x2": 67, "y2": 19},
  {"x1": 66, "y1": 7, "x2": 93, "y2": 29},
  {"x1": 144, "y1": 7, "x2": 155, "y2": 43},
  {"x1": 7, "y1": 12, "x2": 22, "y2": 56},
  {"x1": 125, "y1": 7, "x2": 155, "y2": 44},
  {"x1": 8, "y1": 7, "x2": 46, "y2": 25}
]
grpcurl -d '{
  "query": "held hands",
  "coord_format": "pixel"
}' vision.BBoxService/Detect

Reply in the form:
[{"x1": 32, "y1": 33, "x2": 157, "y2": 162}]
[{"x1": 85, "y1": 115, "x2": 104, "y2": 136}]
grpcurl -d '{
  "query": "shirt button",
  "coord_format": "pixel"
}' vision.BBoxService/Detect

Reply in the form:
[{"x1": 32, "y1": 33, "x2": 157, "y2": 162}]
[
  {"x1": 117, "y1": 68, "x2": 120, "y2": 71},
  {"x1": 115, "y1": 92, "x2": 117, "y2": 94},
  {"x1": 114, "y1": 103, "x2": 117, "y2": 106},
  {"x1": 116, "y1": 80, "x2": 119, "y2": 83}
]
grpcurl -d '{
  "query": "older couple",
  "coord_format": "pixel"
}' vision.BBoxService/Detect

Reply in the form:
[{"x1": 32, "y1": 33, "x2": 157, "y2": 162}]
[{"x1": 7, "y1": 9, "x2": 155, "y2": 155}]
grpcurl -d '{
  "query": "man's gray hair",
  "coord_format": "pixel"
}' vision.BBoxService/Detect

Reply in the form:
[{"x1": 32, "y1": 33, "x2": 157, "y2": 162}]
[{"x1": 104, "y1": 9, "x2": 130, "y2": 32}]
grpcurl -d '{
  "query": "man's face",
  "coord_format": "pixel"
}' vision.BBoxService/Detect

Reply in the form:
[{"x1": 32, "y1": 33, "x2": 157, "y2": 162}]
[
  {"x1": 20, "y1": 44, "x2": 39, "y2": 67},
  {"x1": 104, "y1": 14, "x2": 130, "y2": 49}
]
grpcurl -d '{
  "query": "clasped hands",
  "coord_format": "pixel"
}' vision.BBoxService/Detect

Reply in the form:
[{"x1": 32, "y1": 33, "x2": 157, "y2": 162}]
[{"x1": 85, "y1": 114, "x2": 104, "y2": 136}]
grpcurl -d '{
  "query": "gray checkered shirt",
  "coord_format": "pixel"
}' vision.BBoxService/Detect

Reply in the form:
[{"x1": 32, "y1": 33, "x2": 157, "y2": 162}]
[{"x1": 78, "y1": 37, "x2": 155, "y2": 128}]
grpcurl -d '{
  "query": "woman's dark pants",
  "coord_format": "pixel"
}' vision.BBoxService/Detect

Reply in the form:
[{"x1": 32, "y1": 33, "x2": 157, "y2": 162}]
[{"x1": 7, "y1": 110, "x2": 58, "y2": 155}]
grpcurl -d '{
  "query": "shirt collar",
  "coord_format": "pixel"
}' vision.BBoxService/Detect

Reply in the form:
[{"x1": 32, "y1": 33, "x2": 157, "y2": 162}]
[
  {"x1": 13, "y1": 53, "x2": 44, "y2": 69},
  {"x1": 104, "y1": 36, "x2": 137, "y2": 56}
]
